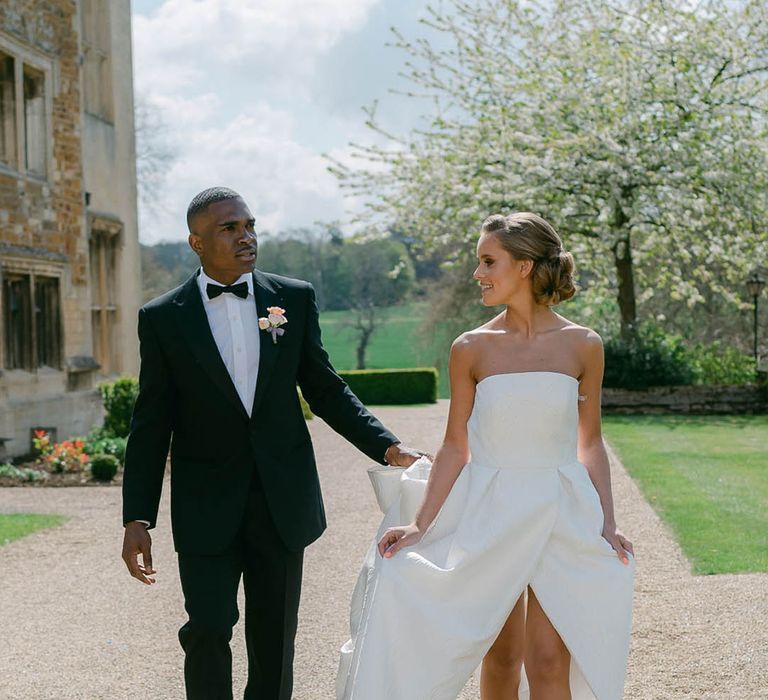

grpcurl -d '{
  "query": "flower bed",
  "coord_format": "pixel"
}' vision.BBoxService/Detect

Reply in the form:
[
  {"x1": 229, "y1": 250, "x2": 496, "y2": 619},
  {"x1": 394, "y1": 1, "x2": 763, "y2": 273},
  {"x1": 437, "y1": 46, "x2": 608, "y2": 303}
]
[{"x1": 0, "y1": 429, "x2": 126, "y2": 487}]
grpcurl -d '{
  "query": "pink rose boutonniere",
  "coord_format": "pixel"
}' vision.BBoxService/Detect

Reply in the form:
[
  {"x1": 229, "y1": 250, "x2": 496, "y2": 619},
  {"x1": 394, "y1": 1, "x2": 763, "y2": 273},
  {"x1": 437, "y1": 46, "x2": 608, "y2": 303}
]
[{"x1": 259, "y1": 306, "x2": 287, "y2": 344}]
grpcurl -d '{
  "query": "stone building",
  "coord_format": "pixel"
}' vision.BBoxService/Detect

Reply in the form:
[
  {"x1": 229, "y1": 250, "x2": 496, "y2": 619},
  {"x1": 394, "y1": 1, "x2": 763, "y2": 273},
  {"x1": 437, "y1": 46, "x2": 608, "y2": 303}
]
[{"x1": 0, "y1": 0, "x2": 140, "y2": 458}]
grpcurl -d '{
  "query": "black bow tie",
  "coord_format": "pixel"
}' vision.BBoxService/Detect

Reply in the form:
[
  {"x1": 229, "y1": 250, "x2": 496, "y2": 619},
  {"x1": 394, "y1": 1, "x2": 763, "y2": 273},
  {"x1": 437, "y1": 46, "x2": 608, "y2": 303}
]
[{"x1": 206, "y1": 281, "x2": 249, "y2": 300}]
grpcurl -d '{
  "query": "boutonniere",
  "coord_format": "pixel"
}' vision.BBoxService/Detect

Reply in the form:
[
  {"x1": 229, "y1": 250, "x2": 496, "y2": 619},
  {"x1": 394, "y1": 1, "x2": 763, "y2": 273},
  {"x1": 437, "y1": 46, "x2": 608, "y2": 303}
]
[{"x1": 259, "y1": 306, "x2": 287, "y2": 344}]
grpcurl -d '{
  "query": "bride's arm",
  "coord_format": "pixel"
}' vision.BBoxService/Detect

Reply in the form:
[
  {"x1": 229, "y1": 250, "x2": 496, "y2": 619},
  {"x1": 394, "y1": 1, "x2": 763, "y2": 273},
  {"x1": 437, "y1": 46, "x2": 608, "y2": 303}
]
[
  {"x1": 378, "y1": 336, "x2": 477, "y2": 558},
  {"x1": 576, "y1": 330, "x2": 633, "y2": 565}
]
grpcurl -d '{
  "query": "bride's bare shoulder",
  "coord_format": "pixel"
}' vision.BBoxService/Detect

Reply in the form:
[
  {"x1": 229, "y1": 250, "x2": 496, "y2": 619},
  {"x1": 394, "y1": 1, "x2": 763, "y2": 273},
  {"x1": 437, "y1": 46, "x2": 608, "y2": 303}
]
[
  {"x1": 447, "y1": 327, "x2": 488, "y2": 376},
  {"x1": 555, "y1": 315, "x2": 603, "y2": 355},
  {"x1": 452, "y1": 319, "x2": 499, "y2": 351}
]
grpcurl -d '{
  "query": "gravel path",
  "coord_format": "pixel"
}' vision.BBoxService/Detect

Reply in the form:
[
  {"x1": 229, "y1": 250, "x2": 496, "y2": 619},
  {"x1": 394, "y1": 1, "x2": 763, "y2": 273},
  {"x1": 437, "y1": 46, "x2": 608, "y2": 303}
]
[{"x1": 0, "y1": 401, "x2": 765, "y2": 699}]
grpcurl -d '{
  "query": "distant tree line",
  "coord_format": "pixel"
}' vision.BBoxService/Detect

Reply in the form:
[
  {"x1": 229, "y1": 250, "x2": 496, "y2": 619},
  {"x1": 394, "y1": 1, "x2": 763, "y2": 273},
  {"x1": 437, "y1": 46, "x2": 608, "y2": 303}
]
[
  {"x1": 140, "y1": 228, "x2": 427, "y2": 309},
  {"x1": 140, "y1": 228, "x2": 436, "y2": 368}
]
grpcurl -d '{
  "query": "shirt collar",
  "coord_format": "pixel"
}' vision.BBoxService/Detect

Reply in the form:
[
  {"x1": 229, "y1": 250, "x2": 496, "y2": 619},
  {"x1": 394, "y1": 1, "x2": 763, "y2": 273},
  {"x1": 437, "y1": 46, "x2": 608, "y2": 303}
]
[{"x1": 198, "y1": 267, "x2": 254, "y2": 302}]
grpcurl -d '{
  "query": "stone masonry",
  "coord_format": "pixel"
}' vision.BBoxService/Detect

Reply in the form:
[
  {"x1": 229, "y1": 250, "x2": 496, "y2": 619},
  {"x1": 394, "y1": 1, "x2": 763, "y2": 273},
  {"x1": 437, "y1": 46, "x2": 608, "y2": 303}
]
[{"x1": 0, "y1": 0, "x2": 140, "y2": 457}]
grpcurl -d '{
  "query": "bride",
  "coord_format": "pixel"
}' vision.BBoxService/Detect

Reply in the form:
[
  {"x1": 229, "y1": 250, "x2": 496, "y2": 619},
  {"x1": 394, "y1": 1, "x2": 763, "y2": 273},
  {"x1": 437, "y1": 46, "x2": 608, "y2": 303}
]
[{"x1": 337, "y1": 212, "x2": 635, "y2": 700}]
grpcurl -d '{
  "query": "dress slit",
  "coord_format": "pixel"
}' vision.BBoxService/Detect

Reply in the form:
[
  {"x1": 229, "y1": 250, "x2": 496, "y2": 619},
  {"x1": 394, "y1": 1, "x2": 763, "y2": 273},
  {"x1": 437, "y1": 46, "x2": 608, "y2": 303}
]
[{"x1": 525, "y1": 582, "x2": 599, "y2": 700}]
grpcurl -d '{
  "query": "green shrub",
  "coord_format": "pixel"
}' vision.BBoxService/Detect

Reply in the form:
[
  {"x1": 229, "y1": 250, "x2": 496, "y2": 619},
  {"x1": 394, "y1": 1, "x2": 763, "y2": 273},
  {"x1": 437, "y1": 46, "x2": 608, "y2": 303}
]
[
  {"x1": 339, "y1": 368, "x2": 438, "y2": 405},
  {"x1": 0, "y1": 463, "x2": 48, "y2": 482},
  {"x1": 90, "y1": 453, "x2": 120, "y2": 482},
  {"x1": 687, "y1": 341, "x2": 755, "y2": 385},
  {"x1": 99, "y1": 377, "x2": 139, "y2": 437},
  {"x1": 603, "y1": 325, "x2": 695, "y2": 389},
  {"x1": 83, "y1": 433, "x2": 127, "y2": 464},
  {"x1": 603, "y1": 323, "x2": 757, "y2": 389}
]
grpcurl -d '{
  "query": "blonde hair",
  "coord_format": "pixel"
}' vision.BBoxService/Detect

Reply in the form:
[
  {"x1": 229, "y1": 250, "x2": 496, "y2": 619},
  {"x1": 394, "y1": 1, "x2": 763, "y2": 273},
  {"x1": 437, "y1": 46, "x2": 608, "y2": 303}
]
[{"x1": 480, "y1": 212, "x2": 576, "y2": 305}]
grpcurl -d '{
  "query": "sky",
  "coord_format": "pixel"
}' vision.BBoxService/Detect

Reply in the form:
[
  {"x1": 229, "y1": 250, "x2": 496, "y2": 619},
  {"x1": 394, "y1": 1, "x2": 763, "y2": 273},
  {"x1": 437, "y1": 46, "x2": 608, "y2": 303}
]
[{"x1": 130, "y1": 0, "x2": 439, "y2": 244}]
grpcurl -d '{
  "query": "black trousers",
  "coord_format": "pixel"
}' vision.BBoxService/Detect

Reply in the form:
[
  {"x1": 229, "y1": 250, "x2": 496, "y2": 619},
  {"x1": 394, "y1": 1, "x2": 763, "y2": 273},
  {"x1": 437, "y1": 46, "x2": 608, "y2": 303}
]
[{"x1": 177, "y1": 474, "x2": 304, "y2": 700}]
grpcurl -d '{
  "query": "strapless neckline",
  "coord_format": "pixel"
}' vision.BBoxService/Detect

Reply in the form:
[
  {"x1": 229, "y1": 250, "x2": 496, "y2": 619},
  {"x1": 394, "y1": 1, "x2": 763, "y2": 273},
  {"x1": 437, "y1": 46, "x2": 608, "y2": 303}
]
[{"x1": 476, "y1": 370, "x2": 579, "y2": 388}]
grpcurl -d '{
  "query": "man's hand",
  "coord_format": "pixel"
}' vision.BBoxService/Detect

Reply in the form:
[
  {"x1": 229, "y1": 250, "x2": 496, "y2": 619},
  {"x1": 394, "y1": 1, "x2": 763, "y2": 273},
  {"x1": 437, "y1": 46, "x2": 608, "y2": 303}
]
[
  {"x1": 122, "y1": 521, "x2": 156, "y2": 585},
  {"x1": 384, "y1": 442, "x2": 432, "y2": 468}
]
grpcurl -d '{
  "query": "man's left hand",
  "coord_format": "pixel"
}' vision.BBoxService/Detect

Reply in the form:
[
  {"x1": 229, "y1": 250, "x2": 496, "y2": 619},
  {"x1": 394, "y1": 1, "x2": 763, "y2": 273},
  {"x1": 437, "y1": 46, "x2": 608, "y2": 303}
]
[{"x1": 384, "y1": 442, "x2": 432, "y2": 468}]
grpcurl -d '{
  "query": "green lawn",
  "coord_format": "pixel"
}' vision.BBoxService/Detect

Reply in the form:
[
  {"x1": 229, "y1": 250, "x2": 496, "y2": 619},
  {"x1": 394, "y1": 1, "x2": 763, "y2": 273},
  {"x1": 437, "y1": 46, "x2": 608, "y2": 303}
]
[
  {"x1": 317, "y1": 298, "x2": 612, "y2": 399},
  {"x1": 604, "y1": 415, "x2": 768, "y2": 575},
  {"x1": 0, "y1": 513, "x2": 67, "y2": 546},
  {"x1": 319, "y1": 302, "x2": 452, "y2": 397}
]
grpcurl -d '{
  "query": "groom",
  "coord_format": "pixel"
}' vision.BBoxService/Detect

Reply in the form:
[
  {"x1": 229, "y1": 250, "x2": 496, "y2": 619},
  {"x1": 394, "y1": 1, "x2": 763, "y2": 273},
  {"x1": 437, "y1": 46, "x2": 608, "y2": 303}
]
[{"x1": 121, "y1": 187, "x2": 422, "y2": 700}]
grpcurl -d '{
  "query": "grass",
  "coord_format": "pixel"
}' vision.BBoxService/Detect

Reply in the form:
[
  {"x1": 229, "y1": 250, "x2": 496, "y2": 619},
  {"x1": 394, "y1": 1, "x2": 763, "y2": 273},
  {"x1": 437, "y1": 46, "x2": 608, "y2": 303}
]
[
  {"x1": 603, "y1": 415, "x2": 768, "y2": 575},
  {"x1": 319, "y1": 302, "x2": 452, "y2": 397},
  {"x1": 0, "y1": 513, "x2": 67, "y2": 546}
]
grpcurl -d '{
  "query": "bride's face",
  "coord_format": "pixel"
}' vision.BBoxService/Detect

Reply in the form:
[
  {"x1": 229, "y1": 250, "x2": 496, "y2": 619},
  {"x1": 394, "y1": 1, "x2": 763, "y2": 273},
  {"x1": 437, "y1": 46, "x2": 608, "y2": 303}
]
[{"x1": 473, "y1": 232, "x2": 531, "y2": 306}]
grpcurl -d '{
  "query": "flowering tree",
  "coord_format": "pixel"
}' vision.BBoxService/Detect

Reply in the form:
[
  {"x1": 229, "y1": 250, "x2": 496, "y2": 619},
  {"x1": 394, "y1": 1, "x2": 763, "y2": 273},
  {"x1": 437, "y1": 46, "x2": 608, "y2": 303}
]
[{"x1": 331, "y1": 0, "x2": 768, "y2": 338}]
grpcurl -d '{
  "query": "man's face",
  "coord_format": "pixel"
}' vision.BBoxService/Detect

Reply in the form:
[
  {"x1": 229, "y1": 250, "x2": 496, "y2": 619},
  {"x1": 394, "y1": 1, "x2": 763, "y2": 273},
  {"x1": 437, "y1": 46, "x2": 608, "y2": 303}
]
[{"x1": 188, "y1": 197, "x2": 258, "y2": 284}]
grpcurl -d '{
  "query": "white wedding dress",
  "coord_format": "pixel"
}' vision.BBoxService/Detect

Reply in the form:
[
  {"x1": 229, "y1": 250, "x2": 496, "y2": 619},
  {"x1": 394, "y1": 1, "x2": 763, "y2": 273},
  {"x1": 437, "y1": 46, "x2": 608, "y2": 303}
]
[{"x1": 337, "y1": 372, "x2": 635, "y2": 700}]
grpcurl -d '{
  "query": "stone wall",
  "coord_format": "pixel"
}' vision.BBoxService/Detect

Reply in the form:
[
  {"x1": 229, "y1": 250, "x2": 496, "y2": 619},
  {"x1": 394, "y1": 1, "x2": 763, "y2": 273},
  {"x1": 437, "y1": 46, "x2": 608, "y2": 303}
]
[
  {"x1": 0, "y1": 0, "x2": 93, "y2": 371},
  {"x1": 0, "y1": 0, "x2": 140, "y2": 458},
  {"x1": 602, "y1": 385, "x2": 768, "y2": 415},
  {"x1": 0, "y1": 388, "x2": 103, "y2": 459},
  {"x1": 0, "y1": 0, "x2": 87, "y2": 278},
  {"x1": 81, "y1": 0, "x2": 141, "y2": 375}
]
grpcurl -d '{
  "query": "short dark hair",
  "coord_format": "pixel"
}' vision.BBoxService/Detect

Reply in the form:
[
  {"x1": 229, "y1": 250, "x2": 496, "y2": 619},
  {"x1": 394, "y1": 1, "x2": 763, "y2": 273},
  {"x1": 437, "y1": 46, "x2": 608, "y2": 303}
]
[{"x1": 186, "y1": 187, "x2": 242, "y2": 231}]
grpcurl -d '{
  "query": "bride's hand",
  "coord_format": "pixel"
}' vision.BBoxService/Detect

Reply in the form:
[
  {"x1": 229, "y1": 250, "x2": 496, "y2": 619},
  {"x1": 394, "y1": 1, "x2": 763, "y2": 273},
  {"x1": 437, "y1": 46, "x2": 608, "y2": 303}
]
[
  {"x1": 378, "y1": 523, "x2": 422, "y2": 558},
  {"x1": 602, "y1": 523, "x2": 633, "y2": 565}
]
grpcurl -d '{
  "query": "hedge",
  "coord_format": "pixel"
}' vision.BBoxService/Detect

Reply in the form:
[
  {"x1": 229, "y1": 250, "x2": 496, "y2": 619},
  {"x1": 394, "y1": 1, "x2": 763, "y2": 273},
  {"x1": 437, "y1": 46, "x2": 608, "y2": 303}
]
[
  {"x1": 338, "y1": 368, "x2": 438, "y2": 405},
  {"x1": 603, "y1": 323, "x2": 756, "y2": 389}
]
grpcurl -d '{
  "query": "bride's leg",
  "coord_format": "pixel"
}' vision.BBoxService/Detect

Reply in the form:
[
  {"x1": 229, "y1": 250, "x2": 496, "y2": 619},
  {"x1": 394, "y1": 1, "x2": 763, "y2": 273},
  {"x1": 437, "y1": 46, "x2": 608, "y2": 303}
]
[
  {"x1": 525, "y1": 586, "x2": 571, "y2": 700},
  {"x1": 480, "y1": 592, "x2": 525, "y2": 700}
]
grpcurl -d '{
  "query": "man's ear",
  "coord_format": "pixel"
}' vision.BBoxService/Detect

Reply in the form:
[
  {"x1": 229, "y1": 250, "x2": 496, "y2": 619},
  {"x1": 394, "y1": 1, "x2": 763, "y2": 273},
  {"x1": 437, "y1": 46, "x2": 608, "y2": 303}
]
[{"x1": 188, "y1": 233, "x2": 202, "y2": 257}]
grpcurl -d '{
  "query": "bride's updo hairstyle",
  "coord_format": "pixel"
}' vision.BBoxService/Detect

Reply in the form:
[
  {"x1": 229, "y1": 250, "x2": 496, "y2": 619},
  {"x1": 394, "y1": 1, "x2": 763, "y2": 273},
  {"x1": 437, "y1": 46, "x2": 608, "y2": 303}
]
[{"x1": 481, "y1": 212, "x2": 576, "y2": 306}]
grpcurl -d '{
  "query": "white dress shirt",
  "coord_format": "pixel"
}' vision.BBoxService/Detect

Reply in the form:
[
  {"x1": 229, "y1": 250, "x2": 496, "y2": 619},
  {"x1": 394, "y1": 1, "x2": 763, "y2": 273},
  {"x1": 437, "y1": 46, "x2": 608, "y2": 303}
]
[{"x1": 197, "y1": 267, "x2": 261, "y2": 417}]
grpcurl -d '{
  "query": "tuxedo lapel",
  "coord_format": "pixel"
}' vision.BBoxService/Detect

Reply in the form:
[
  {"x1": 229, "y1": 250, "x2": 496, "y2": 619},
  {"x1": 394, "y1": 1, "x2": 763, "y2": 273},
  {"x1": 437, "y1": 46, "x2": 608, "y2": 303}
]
[
  {"x1": 173, "y1": 273, "x2": 249, "y2": 420},
  {"x1": 251, "y1": 270, "x2": 284, "y2": 419}
]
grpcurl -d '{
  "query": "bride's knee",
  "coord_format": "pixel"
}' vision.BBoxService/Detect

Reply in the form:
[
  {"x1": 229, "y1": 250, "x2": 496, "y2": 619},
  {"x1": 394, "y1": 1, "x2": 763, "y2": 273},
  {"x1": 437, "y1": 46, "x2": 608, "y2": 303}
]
[
  {"x1": 483, "y1": 639, "x2": 524, "y2": 679},
  {"x1": 482, "y1": 653, "x2": 523, "y2": 682},
  {"x1": 525, "y1": 642, "x2": 570, "y2": 683}
]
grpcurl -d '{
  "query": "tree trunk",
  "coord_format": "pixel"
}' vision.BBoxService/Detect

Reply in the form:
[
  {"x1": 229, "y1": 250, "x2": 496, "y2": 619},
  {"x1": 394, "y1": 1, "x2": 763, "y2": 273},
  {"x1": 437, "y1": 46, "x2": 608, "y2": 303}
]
[
  {"x1": 356, "y1": 327, "x2": 372, "y2": 369},
  {"x1": 611, "y1": 198, "x2": 637, "y2": 340},
  {"x1": 613, "y1": 235, "x2": 637, "y2": 340}
]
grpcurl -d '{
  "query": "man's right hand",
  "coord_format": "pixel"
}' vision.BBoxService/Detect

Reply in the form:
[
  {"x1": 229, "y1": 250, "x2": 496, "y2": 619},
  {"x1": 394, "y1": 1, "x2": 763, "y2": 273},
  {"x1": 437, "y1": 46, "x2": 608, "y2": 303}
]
[{"x1": 122, "y1": 521, "x2": 156, "y2": 585}]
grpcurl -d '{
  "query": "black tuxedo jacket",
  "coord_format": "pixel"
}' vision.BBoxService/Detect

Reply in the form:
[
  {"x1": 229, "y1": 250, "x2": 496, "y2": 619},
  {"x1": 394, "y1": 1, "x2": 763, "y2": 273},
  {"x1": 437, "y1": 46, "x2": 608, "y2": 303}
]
[{"x1": 122, "y1": 269, "x2": 398, "y2": 554}]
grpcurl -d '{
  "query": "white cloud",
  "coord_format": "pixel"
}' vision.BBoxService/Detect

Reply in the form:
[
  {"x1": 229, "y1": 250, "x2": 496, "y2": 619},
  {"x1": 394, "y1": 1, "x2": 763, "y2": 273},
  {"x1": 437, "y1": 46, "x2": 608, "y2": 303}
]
[
  {"x1": 135, "y1": 0, "x2": 378, "y2": 54},
  {"x1": 133, "y1": 0, "x2": 381, "y2": 90},
  {"x1": 140, "y1": 102, "x2": 348, "y2": 242},
  {"x1": 148, "y1": 92, "x2": 220, "y2": 128},
  {"x1": 131, "y1": 0, "x2": 426, "y2": 244}
]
